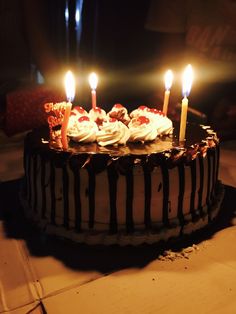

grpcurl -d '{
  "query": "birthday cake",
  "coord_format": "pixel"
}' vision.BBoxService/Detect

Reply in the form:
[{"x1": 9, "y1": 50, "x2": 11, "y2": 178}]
[{"x1": 21, "y1": 103, "x2": 224, "y2": 245}]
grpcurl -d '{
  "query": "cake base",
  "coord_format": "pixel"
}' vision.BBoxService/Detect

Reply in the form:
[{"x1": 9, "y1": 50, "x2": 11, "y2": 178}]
[{"x1": 20, "y1": 181, "x2": 224, "y2": 246}]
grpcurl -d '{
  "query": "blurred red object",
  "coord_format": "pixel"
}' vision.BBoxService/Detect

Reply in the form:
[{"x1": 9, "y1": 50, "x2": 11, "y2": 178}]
[{"x1": 4, "y1": 85, "x2": 64, "y2": 136}]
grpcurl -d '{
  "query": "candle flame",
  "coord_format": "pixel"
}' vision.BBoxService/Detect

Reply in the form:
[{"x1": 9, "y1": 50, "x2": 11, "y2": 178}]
[
  {"x1": 64, "y1": 70, "x2": 75, "y2": 102},
  {"x1": 164, "y1": 70, "x2": 173, "y2": 90},
  {"x1": 182, "y1": 64, "x2": 193, "y2": 97},
  {"x1": 89, "y1": 72, "x2": 98, "y2": 90}
]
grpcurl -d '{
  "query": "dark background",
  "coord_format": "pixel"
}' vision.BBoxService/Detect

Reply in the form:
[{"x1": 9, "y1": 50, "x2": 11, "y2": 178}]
[{"x1": 44, "y1": 0, "x2": 157, "y2": 108}]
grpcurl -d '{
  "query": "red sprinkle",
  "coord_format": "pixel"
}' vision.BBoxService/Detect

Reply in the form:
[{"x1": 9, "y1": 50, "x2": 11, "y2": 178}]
[
  {"x1": 78, "y1": 116, "x2": 90, "y2": 122},
  {"x1": 109, "y1": 118, "x2": 117, "y2": 123},
  {"x1": 137, "y1": 115, "x2": 150, "y2": 125}
]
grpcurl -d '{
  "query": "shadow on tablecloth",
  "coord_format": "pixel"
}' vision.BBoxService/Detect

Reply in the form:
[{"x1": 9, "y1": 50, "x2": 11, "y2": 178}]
[{"x1": 0, "y1": 179, "x2": 236, "y2": 273}]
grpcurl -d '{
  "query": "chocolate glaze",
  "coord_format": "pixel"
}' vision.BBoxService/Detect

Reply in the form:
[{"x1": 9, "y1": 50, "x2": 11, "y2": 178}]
[
  {"x1": 107, "y1": 163, "x2": 118, "y2": 233},
  {"x1": 197, "y1": 156, "x2": 204, "y2": 217},
  {"x1": 190, "y1": 159, "x2": 197, "y2": 219},
  {"x1": 69, "y1": 157, "x2": 82, "y2": 231},
  {"x1": 41, "y1": 156, "x2": 46, "y2": 219},
  {"x1": 62, "y1": 164, "x2": 69, "y2": 228},
  {"x1": 143, "y1": 163, "x2": 151, "y2": 229},
  {"x1": 50, "y1": 161, "x2": 56, "y2": 225}
]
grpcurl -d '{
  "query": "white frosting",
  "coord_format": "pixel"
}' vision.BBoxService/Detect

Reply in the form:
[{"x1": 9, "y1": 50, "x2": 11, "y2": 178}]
[
  {"x1": 146, "y1": 109, "x2": 173, "y2": 135},
  {"x1": 71, "y1": 106, "x2": 89, "y2": 117},
  {"x1": 89, "y1": 107, "x2": 107, "y2": 126},
  {"x1": 67, "y1": 105, "x2": 173, "y2": 145},
  {"x1": 155, "y1": 115, "x2": 173, "y2": 135},
  {"x1": 130, "y1": 106, "x2": 173, "y2": 136},
  {"x1": 67, "y1": 115, "x2": 98, "y2": 143},
  {"x1": 97, "y1": 118, "x2": 130, "y2": 146},
  {"x1": 128, "y1": 116, "x2": 158, "y2": 142},
  {"x1": 130, "y1": 105, "x2": 149, "y2": 119}
]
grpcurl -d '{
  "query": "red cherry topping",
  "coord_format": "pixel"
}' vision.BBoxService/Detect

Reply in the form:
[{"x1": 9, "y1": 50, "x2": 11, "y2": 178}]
[
  {"x1": 138, "y1": 105, "x2": 148, "y2": 111},
  {"x1": 78, "y1": 116, "x2": 90, "y2": 122},
  {"x1": 93, "y1": 107, "x2": 102, "y2": 113},
  {"x1": 74, "y1": 106, "x2": 86, "y2": 114},
  {"x1": 109, "y1": 118, "x2": 117, "y2": 123},
  {"x1": 113, "y1": 103, "x2": 123, "y2": 109},
  {"x1": 137, "y1": 115, "x2": 150, "y2": 125}
]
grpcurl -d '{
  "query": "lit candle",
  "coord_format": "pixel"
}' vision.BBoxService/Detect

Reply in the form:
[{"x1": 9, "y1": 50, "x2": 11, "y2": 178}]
[
  {"x1": 163, "y1": 69, "x2": 173, "y2": 115},
  {"x1": 61, "y1": 70, "x2": 75, "y2": 150},
  {"x1": 88, "y1": 72, "x2": 98, "y2": 109},
  {"x1": 179, "y1": 64, "x2": 193, "y2": 143}
]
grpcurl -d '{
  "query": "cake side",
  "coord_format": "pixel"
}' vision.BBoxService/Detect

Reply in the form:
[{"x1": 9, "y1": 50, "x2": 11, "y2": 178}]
[{"x1": 21, "y1": 122, "x2": 224, "y2": 245}]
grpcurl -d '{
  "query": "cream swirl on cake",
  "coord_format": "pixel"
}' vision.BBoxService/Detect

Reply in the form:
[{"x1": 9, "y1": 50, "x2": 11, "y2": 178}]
[
  {"x1": 71, "y1": 105, "x2": 89, "y2": 117},
  {"x1": 146, "y1": 108, "x2": 173, "y2": 135},
  {"x1": 97, "y1": 118, "x2": 130, "y2": 146},
  {"x1": 130, "y1": 105, "x2": 149, "y2": 119},
  {"x1": 67, "y1": 115, "x2": 98, "y2": 143},
  {"x1": 128, "y1": 115, "x2": 158, "y2": 142},
  {"x1": 89, "y1": 106, "x2": 107, "y2": 126},
  {"x1": 130, "y1": 106, "x2": 172, "y2": 136},
  {"x1": 107, "y1": 103, "x2": 130, "y2": 125}
]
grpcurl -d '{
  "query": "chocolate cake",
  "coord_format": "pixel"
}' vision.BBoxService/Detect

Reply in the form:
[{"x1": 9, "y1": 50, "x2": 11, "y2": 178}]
[{"x1": 21, "y1": 116, "x2": 224, "y2": 245}]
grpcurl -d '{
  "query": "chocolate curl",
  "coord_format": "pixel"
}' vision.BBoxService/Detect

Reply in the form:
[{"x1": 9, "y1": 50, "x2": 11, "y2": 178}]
[
  {"x1": 206, "y1": 137, "x2": 216, "y2": 148},
  {"x1": 185, "y1": 145, "x2": 199, "y2": 163},
  {"x1": 109, "y1": 108, "x2": 130, "y2": 125},
  {"x1": 199, "y1": 143, "x2": 208, "y2": 157}
]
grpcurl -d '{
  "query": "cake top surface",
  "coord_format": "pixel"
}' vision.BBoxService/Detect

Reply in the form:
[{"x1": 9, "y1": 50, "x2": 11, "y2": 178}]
[
  {"x1": 26, "y1": 122, "x2": 218, "y2": 158},
  {"x1": 25, "y1": 103, "x2": 218, "y2": 159}
]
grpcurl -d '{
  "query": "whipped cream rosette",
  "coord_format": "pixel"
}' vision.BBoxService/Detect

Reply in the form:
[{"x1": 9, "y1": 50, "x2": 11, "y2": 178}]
[
  {"x1": 108, "y1": 103, "x2": 130, "y2": 125},
  {"x1": 129, "y1": 105, "x2": 149, "y2": 119},
  {"x1": 89, "y1": 106, "x2": 107, "y2": 126},
  {"x1": 146, "y1": 108, "x2": 173, "y2": 136},
  {"x1": 97, "y1": 118, "x2": 130, "y2": 146},
  {"x1": 67, "y1": 115, "x2": 98, "y2": 143},
  {"x1": 128, "y1": 115, "x2": 158, "y2": 143},
  {"x1": 71, "y1": 105, "x2": 89, "y2": 117}
]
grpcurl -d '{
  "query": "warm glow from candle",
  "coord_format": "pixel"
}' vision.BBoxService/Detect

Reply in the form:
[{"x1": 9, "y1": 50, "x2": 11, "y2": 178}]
[
  {"x1": 64, "y1": 70, "x2": 75, "y2": 102},
  {"x1": 163, "y1": 70, "x2": 173, "y2": 115},
  {"x1": 179, "y1": 64, "x2": 194, "y2": 143},
  {"x1": 182, "y1": 64, "x2": 193, "y2": 97},
  {"x1": 164, "y1": 69, "x2": 173, "y2": 91},
  {"x1": 88, "y1": 72, "x2": 98, "y2": 90}
]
